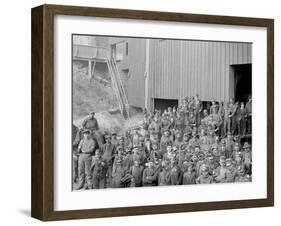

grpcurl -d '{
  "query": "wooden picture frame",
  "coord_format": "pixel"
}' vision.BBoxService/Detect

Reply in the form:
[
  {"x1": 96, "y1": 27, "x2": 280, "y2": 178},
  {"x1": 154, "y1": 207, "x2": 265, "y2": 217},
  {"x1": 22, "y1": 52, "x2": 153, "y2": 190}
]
[{"x1": 31, "y1": 4, "x2": 274, "y2": 221}]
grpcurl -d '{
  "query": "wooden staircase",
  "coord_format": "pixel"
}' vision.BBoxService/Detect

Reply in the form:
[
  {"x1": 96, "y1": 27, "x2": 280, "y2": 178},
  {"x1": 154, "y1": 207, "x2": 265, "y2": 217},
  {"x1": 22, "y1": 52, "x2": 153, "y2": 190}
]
[{"x1": 107, "y1": 57, "x2": 130, "y2": 119}]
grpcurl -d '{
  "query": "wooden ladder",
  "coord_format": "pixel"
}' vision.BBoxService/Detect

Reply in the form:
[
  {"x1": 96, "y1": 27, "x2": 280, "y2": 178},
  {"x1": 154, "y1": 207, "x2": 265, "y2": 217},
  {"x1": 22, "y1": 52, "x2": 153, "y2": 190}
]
[{"x1": 107, "y1": 58, "x2": 130, "y2": 119}]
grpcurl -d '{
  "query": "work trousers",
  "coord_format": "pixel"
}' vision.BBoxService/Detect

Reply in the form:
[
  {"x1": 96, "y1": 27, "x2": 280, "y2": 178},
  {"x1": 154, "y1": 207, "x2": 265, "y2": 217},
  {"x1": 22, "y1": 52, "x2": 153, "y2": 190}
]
[
  {"x1": 77, "y1": 153, "x2": 92, "y2": 189},
  {"x1": 92, "y1": 175, "x2": 106, "y2": 189},
  {"x1": 73, "y1": 153, "x2": 79, "y2": 183}
]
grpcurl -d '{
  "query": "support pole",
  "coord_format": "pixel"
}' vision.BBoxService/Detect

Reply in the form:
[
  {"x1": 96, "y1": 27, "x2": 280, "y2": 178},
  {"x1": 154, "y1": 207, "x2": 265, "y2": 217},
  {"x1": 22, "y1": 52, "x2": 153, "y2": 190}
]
[
  {"x1": 144, "y1": 39, "x2": 150, "y2": 110},
  {"x1": 88, "y1": 60, "x2": 92, "y2": 80}
]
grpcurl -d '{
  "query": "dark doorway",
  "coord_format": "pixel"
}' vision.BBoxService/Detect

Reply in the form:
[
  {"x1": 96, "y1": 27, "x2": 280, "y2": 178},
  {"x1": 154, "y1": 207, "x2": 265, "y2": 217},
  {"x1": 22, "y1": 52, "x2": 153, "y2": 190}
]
[
  {"x1": 231, "y1": 64, "x2": 252, "y2": 103},
  {"x1": 154, "y1": 98, "x2": 178, "y2": 113}
]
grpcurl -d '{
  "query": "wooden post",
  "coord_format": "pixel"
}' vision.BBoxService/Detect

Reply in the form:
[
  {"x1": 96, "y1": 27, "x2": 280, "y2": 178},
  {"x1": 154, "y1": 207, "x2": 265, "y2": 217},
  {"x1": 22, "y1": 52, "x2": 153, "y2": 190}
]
[
  {"x1": 88, "y1": 60, "x2": 92, "y2": 80},
  {"x1": 144, "y1": 39, "x2": 150, "y2": 110},
  {"x1": 91, "y1": 60, "x2": 96, "y2": 80}
]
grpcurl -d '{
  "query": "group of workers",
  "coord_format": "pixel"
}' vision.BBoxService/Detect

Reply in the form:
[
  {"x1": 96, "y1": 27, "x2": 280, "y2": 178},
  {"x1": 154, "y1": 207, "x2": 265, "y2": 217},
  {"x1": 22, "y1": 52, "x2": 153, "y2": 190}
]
[{"x1": 72, "y1": 94, "x2": 252, "y2": 190}]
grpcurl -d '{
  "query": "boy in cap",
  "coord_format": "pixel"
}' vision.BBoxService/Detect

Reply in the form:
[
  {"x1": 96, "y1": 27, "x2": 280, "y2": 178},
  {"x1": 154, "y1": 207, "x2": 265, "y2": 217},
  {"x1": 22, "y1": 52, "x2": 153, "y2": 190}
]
[
  {"x1": 101, "y1": 134, "x2": 115, "y2": 187},
  {"x1": 163, "y1": 145, "x2": 175, "y2": 162},
  {"x1": 160, "y1": 130, "x2": 173, "y2": 156},
  {"x1": 123, "y1": 147, "x2": 134, "y2": 171},
  {"x1": 195, "y1": 151, "x2": 205, "y2": 178},
  {"x1": 169, "y1": 157, "x2": 181, "y2": 185},
  {"x1": 189, "y1": 131, "x2": 200, "y2": 149},
  {"x1": 176, "y1": 143, "x2": 189, "y2": 168},
  {"x1": 182, "y1": 161, "x2": 196, "y2": 185},
  {"x1": 111, "y1": 158, "x2": 126, "y2": 188},
  {"x1": 173, "y1": 131, "x2": 183, "y2": 149},
  {"x1": 213, "y1": 156, "x2": 227, "y2": 183},
  {"x1": 210, "y1": 99, "x2": 218, "y2": 115},
  {"x1": 225, "y1": 132, "x2": 234, "y2": 159},
  {"x1": 110, "y1": 130, "x2": 118, "y2": 147},
  {"x1": 235, "y1": 166, "x2": 251, "y2": 182},
  {"x1": 225, "y1": 158, "x2": 238, "y2": 183},
  {"x1": 112, "y1": 146, "x2": 124, "y2": 173},
  {"x1": 219, "y1": 139, "x2": 227, "y2": 157},
  {"x1": 174, "y1": 111, "x2": 185, "y2": 133},
  {"x1": 91, "y1": 149, "x2": 108, "y2": 189},
  {"x1": 196, "y1": 164, "x2": 214, "y2": 184},
  {"x1": 246, "y1": 95, "x2": 252, "y2": 134},
  {"x1": 194, "y1": 94, "x2": 203, "y2": 126},
  {"x1": 142, "y1": 159, "x2": 157, "y2": 186},
  {"x1": 240, "y1": 102, "x2": 247, "y2": 136},
  {"x1": 158, "y1": 160, "x2": 171, "y2": 186},
  {"x1": 188, "y1": 111, "x2": 196, "y2": 129},
  {"x1": 149, "y1": 142, "x2": 161, "y2": 161},
  {"x1": 242, "y1": 142, "x2": 252, "y2": 175},
  {"x1": 128, "y1": 159, "x2": 144, "y2": 187}
]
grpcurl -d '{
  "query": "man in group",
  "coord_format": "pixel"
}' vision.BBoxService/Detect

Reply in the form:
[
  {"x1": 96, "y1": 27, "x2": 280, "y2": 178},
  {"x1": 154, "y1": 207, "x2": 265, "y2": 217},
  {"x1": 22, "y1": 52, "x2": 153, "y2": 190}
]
[
  {"x1": 72, "y1": 124, "x2": 80, "y2": 184},
  {"x1": 82, "y1": 111, "x2": 99, "y2": 132},
  {"x1": 194, "y1": 94, "x2": 202, "y2": 126},
  {"x1": 143, "y1": 159, "x2": 158, "y2": 186},
  {"x1": 246, "y1": 95, "x2": 252, "y2": 134},
  {"x1": 77, "y1": 129, "x2": 97, "y2": 190},
  {"x1": 242, "y1": 142, "x2": 252, "y2": 175},
  {"x1": 82, "y1": 111, "x2": 103, "y2": 147}
]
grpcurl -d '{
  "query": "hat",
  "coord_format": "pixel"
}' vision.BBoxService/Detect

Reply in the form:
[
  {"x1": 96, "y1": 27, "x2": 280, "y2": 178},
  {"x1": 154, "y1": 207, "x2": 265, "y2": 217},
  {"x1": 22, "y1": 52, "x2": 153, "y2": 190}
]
[
  {"x1": 90, "y1": 111, "x2": 95, "y2": 115},
  {"x1": 201, "y1": 164, "x2": 209, "y2": 172},
  {"x1": 237, "y1": 165, "x2": 245, "y2": 173},
  {"x1": 117, "y1": 135, "x2": 124, "y2": 140},
  {"x1": 116, "y1": 146, "x2": 123, "y2": 151},
  {"x1": 197, "y1": 151, "x2": 205, "y2": 159},
  {"x1": 104, "y1": 134, "x2": 111, "y2": 139},
  {"x1": 219, "y1": 156, "x2": 226, "y2": 161},
  {"x1": 116, "y1": 158, "x2": 123, "y2": 164},
  {"x1": 82, "y1": 129, "x2": 90, "y2": 134},
  {"x1": 152, "y1": 142, "x2": 158, "y2": 146},
  {"x1": 125, "y1": 147, "x2": 132, "y2": 153},
  {"x1": 243, "y1": 142, "x2": 251, "y2": 149},
  {"x1": 164, "y1": 129, "x2": 171, "y2": 135},
  {"x1": 226, "y1": 158, "x2": 232, "y2": 166},
  {"x1": 211, "y1": 145, "x2": 218, "y2": 150},
  {"x1": 180, "y1": 143, "x2": 187, "y2": 150},
  {"x1": 175, "y1": 131, "x2": 182, "y2": 137},
  {"x1": 233, "y1": 142, "x2": 240, "y2": 148}
]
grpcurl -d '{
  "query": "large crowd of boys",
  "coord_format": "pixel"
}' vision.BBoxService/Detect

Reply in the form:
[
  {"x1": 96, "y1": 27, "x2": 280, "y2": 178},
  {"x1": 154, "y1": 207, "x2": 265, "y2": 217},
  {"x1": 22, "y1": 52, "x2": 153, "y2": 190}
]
[{"x1": 72, "y1": 94, "x2": 252, "y2": 190}]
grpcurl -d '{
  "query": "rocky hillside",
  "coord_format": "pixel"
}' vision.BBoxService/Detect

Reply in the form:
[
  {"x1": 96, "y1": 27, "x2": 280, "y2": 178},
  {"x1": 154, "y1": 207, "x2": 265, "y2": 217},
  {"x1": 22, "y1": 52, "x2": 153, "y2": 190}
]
[
  {"x1": 72, "y1": 61, "x2": 117, "y2": 121},
  {"x1": 72, "y1": 61, "x2": 144, "y2": 133}
]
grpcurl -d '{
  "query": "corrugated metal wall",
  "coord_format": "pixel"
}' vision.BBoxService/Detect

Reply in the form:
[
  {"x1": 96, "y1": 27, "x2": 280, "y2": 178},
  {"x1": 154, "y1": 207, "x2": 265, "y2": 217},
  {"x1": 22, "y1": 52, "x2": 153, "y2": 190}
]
[{"x1": 149, "y1": 39, "x2": 252, "y2": 102}]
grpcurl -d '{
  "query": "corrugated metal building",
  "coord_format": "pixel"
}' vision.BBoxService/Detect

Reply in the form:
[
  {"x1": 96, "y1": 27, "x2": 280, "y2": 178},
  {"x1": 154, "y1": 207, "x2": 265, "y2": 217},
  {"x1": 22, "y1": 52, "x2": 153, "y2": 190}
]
[{"x1": 110, "y1": 38, "x2": 252, "y2": 111}]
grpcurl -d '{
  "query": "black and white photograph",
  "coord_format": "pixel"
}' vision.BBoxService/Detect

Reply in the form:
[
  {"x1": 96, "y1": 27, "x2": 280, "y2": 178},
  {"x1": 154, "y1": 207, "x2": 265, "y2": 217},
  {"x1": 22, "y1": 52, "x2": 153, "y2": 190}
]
[{"x1": 72, "y1": 35, "x2": 252, "y2": 190}]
